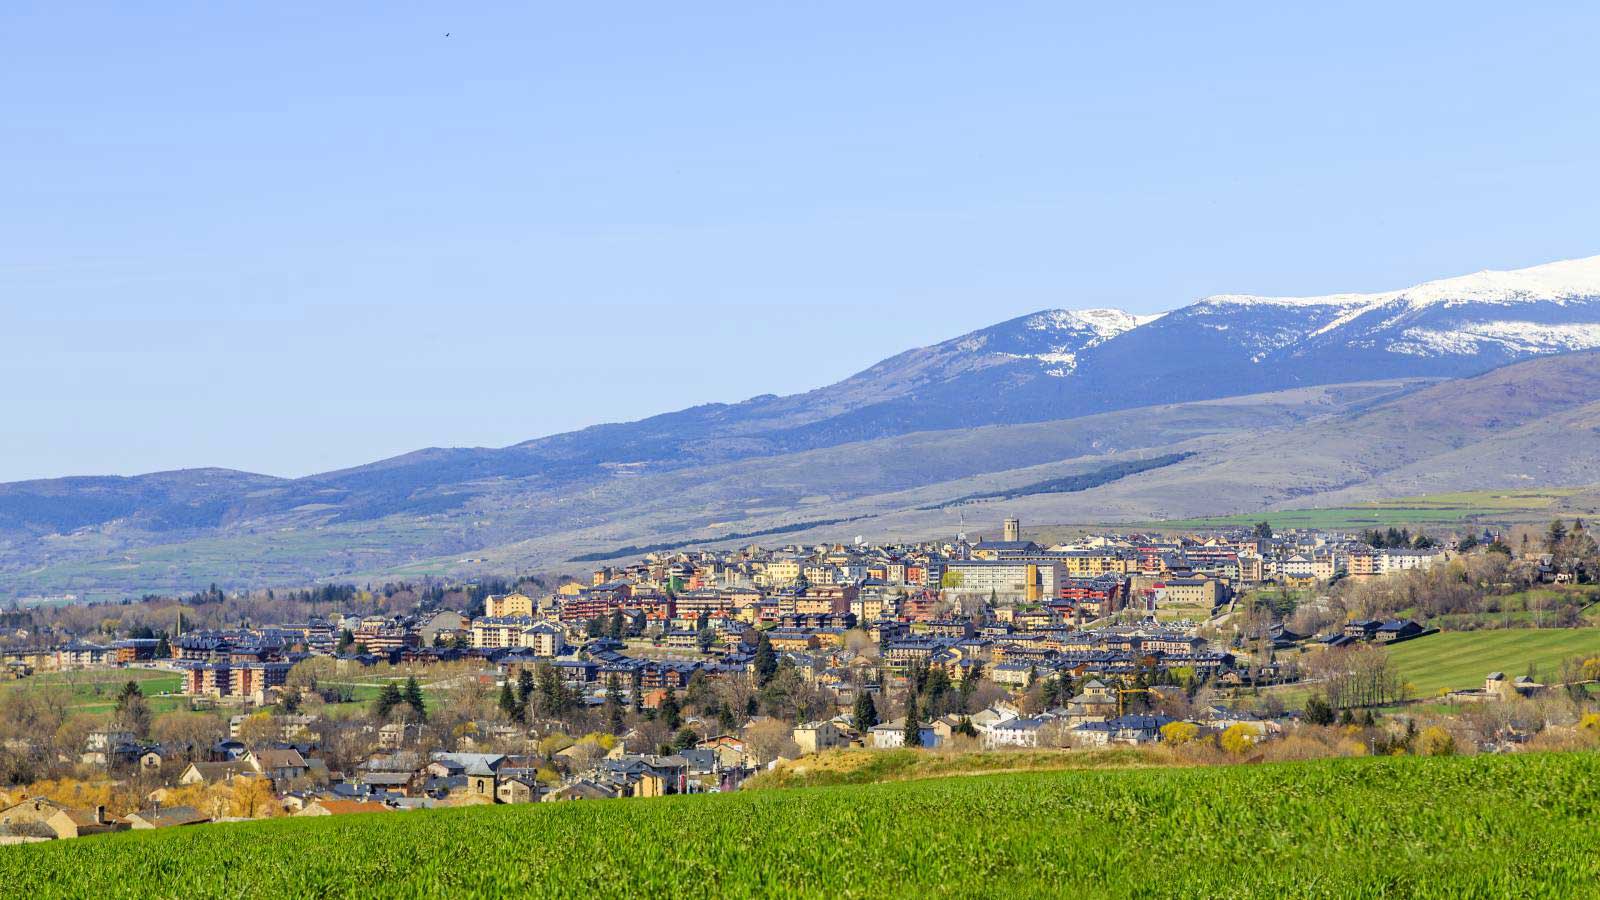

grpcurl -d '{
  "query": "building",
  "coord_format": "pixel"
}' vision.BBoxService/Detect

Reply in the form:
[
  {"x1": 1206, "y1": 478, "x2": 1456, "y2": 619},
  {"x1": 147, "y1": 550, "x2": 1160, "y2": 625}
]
[
  {"x1": 485, "y1": 593, "x2": 536, "y2": 618},
  {"x1": 0, "y1": 798, "x2": 127, "y2": 839},
  {"x1": 793, "y1": 721, "x2": 848, "y2": 754},
  {"x1": 943, "y1": 559, "x2": 1065, "y2": 602}
]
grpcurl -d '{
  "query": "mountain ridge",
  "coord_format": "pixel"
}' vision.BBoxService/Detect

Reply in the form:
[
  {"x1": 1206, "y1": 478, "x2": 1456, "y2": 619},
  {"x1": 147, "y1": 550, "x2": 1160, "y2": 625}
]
[{"x1": 7, "y1": 253, "x2": 1600, "y2": 598}]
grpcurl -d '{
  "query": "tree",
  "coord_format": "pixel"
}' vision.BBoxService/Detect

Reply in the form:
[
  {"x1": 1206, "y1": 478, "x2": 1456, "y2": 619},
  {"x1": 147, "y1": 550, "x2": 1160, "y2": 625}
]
[
  {"x1": 516, "y1": 669, "x2": 536, "y2": 710},
  {"x1": 604, "y1": 673, "x2": 626, "y2": 736},
  {"x1": 1160, "y1": 721, "x2": 1199, "y2": 745},
  {"x1": 1219, "y1": 723, "x2": 1255, "y2": 755},
  {"x1": 608, "y1": 610, "x2": 625, "y2": 641},
  {"x1": 902, "y1": 691, "x2": 921, "y2": 749},
  {"x1": 672, "y1": 727, "x2": 699, "y2": 752},
  {"x1": 1417, "y1": 725, "x2": 1456, "y2": 756},
  {"x1": 852, "y1": 691, "x2": 879, "y2": 730},
  {"x1": 402, "y1": 676, "x2": 427, "y2": 720},
  {"x1": 660, "y1": 685, "x2": 682, "y2": 731},
  {"x1": 754, "y1": 633, "x2": 778, "y2": 686},
  {"x1": 154, "y1": 633, "x2": 171, "y2": 659},
  {"x1": 114, "y1": 680, "x2": 152, "y2": 737},
  {"x1": 336, "y1": 629, "x2": 354, "y2": 653},
  {"x1": 498, "y1": 681, "x2": 520, "y2": 721},
  {"x1": 374, "y1": 682, "x2": 404, "y2": 720},
  {"x1": 1546, "y1": 519, "x2": 1569, "y2": 554},
  {"x1": 1254, "y1": 521, "x2": 1273, "y2": 539},
  {"x1": 1303, "y1": 694, "x2": 1336, "y2": 727}
]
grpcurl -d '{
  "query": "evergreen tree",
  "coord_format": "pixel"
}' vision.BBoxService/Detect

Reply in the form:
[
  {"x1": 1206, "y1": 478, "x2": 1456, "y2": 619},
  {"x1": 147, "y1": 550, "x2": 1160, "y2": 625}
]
[
  {"x1": 403, "y1": 676, "x2": 427, "y2": 720},
  {"x1": 154, "y1": 633, "x2": 171, "y2": 659},
  {"x1": 516, "y1": 668, "x2": 536, "y2": 709},
  {"x1": 1303, "y1": 694, "x2": 1335, "y2": 726},
  {"x1": 374, "y1": 681, "x2": 404, "y2": 719},
  {"x1": 902, "y1": 691, "x2": 921, "y2": 749},
  {"x1": 852, "y1": 691, "x2": 879, "y2": 730},
  {"x1": 608, "y1": 610, "x2": 625, "y2": 641},
  {"x1": 499, "y1": 681, "x2": 519, "y2": 721},
  {"x1": 754, "y1": 633, "x2": 778, "y2": 686},
  {"x1": 673, "y1": 727, "x2": 698, "y2": 752},
  {"x1": 660, "y1": 684, "x2": 682, "y2": 731},
  {"x1": 604, "y1": 673, "x2": 626, "y2": 736},
  {"x1": 1546, "y1": 518, "x2": 1570, "y2": 553}
]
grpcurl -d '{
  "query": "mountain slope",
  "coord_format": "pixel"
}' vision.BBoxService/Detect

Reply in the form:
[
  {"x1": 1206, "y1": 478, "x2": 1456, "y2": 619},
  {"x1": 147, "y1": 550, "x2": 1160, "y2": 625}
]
[{"x1": 6, "y1": 254, "x2": 1600, "y2": 596}]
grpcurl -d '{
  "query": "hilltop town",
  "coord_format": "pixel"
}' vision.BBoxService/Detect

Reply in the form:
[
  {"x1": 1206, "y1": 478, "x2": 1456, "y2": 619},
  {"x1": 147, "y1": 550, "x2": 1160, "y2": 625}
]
[{"x1": 1, "y1": 515, "x2": 1597, "y2": 841}]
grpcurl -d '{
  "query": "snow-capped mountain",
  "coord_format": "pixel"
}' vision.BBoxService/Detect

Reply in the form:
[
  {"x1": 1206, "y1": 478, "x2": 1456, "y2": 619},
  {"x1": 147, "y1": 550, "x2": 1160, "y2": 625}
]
[{"x1": 8, "y1": 253, "x2": 1600, "y2": 592}]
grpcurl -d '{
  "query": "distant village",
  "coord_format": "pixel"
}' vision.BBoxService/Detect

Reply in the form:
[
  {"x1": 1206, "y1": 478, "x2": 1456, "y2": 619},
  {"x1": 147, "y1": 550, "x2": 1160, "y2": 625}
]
[{"x1": 3, "y1": 516, "x2": 1596, "y2": 842}]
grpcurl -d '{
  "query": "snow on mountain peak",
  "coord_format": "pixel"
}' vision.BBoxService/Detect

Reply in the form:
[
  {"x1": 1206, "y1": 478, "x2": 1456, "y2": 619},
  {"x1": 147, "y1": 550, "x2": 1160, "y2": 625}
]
[
  {"x1": 1200, "y1": 253, "x2": 1600, "y2": 312},
  {"x1": 1025, "y1": 308, "x2": 1162, "y2": 339}
]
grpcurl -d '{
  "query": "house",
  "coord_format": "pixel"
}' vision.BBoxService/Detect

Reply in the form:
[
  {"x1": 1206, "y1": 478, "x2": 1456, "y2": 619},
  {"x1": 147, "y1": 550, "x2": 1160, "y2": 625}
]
[
  {"x1": 0, "y1": 798, "x2": 128, "y2": 840},
  {"x1": 177, "y1": 761, "x2": 252, "y2": 786},
  {"x1": 495, "y1": 775, "x2": 542, "y2": 804},
  {"x1": 295, "y1": 799, "x2": 390, "y2": 817},
  {"x1": 123, "y1": 805, "x2": 211, "y2": 830},
  {"x1": 1375, "y1": 619, "x2": 1425, "y2": 643},
  {"x1": 543, "y1": 780, "x2": 617, "y2": 802},
  {"x1": 984, "y1": 715, "x2": 1055, "y2": 748},
  {"x1": 868, "y1": 719, "x2": 941, "y2": 749},
  {"x1": 792, "y1": 720, "x2": 848, "y2": 754},
  {"x1": 245, "y1": 748, "x2": 309, "y2": 783}
]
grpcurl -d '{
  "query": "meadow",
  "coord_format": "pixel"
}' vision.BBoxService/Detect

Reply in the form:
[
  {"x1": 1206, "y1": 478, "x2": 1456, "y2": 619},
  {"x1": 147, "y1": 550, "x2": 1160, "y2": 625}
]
[
  {"x1": 1386, "y1": 627, "x2": 1600, "y2": 696},
  {"x1": 1149, "y1": 488, "x2": 1582, "y2": 532},
  {"x1": 0, "y1": 668, "x2": 186, "y2": 715},
  {"x1": 1, "y1": 752, "x2": 1597, "y2": 897}
]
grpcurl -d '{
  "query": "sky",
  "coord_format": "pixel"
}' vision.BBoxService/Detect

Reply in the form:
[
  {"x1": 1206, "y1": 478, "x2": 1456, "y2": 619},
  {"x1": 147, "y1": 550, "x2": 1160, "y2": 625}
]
[{"x1": 4, "y1": 2, "x2": 1599, "y2": 482}]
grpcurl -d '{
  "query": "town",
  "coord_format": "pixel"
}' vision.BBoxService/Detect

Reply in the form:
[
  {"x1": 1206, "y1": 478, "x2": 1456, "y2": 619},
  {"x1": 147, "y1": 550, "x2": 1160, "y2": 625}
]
[{"x1": 1, "y1": 515, "x2": 1597, "y2": 841}]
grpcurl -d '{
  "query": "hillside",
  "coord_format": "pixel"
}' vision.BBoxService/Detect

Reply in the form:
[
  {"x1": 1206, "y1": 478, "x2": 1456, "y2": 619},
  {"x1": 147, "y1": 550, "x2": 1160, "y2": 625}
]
[
  {"x1": 1, "y1": 754, "x2": 1596, "y2": 897},
  {"x1": 8, "y1": 254, "x2": 1600, "y2": 597}
]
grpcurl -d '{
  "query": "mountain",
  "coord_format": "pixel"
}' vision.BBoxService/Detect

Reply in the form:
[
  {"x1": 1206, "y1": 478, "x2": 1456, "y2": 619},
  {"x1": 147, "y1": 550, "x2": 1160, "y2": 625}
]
[{"x1": 6, "y1": 254, "x2": 1600, "y2": 599}]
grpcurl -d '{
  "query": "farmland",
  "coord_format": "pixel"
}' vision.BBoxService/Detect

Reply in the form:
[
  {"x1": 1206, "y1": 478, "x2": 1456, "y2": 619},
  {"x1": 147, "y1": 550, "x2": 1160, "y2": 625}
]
[
  {"x1": 1148, "y1": 488, "x2": 1583, "y2": 532},
  {"x1": 1386, "y1": 627, "x2": 1600, "y2": 697},
  {"x1": 2, "y1": 752, "x2": 1598, "y2": 897}
]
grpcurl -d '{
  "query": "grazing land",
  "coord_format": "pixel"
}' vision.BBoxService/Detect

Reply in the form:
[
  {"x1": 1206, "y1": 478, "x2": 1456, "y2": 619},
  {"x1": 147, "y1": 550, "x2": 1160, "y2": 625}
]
[
  {"x1": 1150, "y1": 488, "x2": 1582, "y2": 532},
  {"x1": 0, "y1": 668, "x2": 185, "y2": 715},
  {"x1": 1387, "y1": 627, "x2": 1600, "y2": 696},
  {"x1": 1, "y1": 753, "x2": 1596, "y2": 898}
]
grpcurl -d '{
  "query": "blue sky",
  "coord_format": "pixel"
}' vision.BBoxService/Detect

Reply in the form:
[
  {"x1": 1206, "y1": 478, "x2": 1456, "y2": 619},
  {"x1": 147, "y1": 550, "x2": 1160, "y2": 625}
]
[{"x1": 4, "y1": 2, "x2": 1598, "y2": 481}]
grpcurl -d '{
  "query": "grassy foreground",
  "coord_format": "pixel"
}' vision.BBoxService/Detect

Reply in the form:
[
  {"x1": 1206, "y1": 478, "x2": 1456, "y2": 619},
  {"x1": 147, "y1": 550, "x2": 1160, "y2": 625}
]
[{"x1": 3, "y1": 753, "x2": 1599, "y2": 898}]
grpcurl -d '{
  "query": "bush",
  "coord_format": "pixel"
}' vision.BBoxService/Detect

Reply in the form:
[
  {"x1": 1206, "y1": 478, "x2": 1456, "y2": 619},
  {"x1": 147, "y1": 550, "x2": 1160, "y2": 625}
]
[{"x1": 1417, "y1": 726, "x2": 1456, "y2": 757}]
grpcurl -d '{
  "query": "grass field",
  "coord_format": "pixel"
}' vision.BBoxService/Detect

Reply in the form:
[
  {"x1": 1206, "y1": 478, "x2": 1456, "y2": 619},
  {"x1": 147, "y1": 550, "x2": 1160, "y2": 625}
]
[
  {"x1": 1387, "y1": 628, "x2": 1600, "y2": 696},
  {"x1": 0, "y1": 668, "x2": 187, "y2": 715},
  {"x1": 1, "y1": 753, "x2": 1596, "y2": 897},
  {"x1": 1149, "y1": 488, "x2": 1583, "y2": 532}
]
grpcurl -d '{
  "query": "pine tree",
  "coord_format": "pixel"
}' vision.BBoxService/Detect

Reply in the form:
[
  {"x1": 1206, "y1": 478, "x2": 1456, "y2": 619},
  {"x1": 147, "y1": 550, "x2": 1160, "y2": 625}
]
[
  {"x1": 754, "y1": 633, "x2": 778, "y2": 686},
  {"x1": 660, "y1": 684, "x2": 682, "y2": 731},
  {"x1": 374, "y1": 681, "x2": 404, "y2": 719},
  {"x1": 604, "y1": 673, "x2": 625, "y2": 736},
  {"x1": 852, "y1": 691, "x2": 879, "y2": 730},
  {"x1": 516, "y1": 668, "x2": 536, "y2": 709},
  {"x1": 499, "y1": 681, "x2": 519, "y2": 721},
  {"x1": 902, "y1": 691, "x2": 921, "y2": 749},
  {"x1": 403, "y1": 676, "x2": 426, "y2": 720}
]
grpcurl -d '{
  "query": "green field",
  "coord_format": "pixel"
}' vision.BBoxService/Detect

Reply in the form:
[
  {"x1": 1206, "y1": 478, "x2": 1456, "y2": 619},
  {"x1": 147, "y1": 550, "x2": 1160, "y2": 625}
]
[
  {"x1": 1387, "y1": 628, "x2": 1600, "y2": 697},
  {"x1": 0, "y1": 668, "x2": 186, "y2": 715},
  {"x1": 2, "y1": 753, "x2": 1598, "y2": 897},
  {"x1": 1149, "y1": 488, "x2": 1584, "y2": 532}
]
